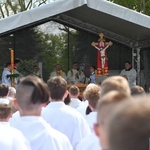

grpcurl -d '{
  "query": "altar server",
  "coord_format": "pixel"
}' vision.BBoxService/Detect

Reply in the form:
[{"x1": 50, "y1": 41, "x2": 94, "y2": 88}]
[
  {"x1": 42, "y1": 76, "x2": 91, "y2": 149},
  {"x1": 11, "y1": 76, "x2": 73, "y2": 150}
]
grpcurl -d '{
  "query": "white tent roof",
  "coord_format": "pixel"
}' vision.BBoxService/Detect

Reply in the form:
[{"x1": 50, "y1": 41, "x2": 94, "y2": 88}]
[{"x1": 0, "y1": 0, "x2": 150, "y2": 48}]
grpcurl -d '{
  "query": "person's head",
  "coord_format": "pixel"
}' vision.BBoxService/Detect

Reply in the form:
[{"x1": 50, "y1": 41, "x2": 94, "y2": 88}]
[
  {"x1": 72, "y1": 62, "x2": 78, "y2": 70},
  {"x1": 95, "y1": 91, "x2": 129, "y2": 149},
  {"x1": 33, "y1": 65, "x2": 39, "y2": 73},
  {"x1": 0, "y1": 98, "x2": 11, "y2": 121},
  {"x1": 100, "y1": 76, "x2": 130, "y2": 97},
  {"x1": 5, "y1": 62, "x2": 11, "y2": 70},
  {"x1": 14, "y1": 58, "x2": 21, "y2": 68},
  {"x1": 83, "y1": 83, "x2": 100, "y2": 111},
  {"x1": 131, "y1": 85, "x2": 145, "y2": 96},
  {"x1": 107, "y1": 95, "x2": 150, "y2": 150},
  {"x1": 69, "y1": 85, "x2": 80, "y2": 98},
  {"x1": 7, "y1": 87, "x2": 16, "y2": 99},
  {"x1": 89, "y1": 65, "x2": 96, "y2": 74},
  {"x1": 55, "y1": 64, "x2": 61, "y2": 71},
  {"x1": 47, "y1": 76, "x2": 67, "y2": 101},
  {"x1": 0, "y1": 84, "x2": 9, "y2": 98},
  {"x1": 0, "y1": 103, "x2": 11, "y2": 121},
  {"x1": 125, "y1": 61, "x2": 132, "y2": 70},
  {"x1": 16, "y1": 76, "x2": 50, "y2": 116}
]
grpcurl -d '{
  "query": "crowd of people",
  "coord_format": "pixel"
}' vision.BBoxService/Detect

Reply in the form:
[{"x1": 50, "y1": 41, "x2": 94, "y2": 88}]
[
  {"x1": 0, "y1": 58, "x2": 148, "y2": 150},
  {"x1": 49, "y1": 60, "x2": 137, "y2": 88},
  {"x1": 1, "y1": 58, "x2": 137, "y2": 88}
]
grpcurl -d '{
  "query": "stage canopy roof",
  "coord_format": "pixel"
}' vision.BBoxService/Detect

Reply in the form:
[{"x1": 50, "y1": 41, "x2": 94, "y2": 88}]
[{"x1": 0, "y1": 0, "x2": 150, "y2": 49}]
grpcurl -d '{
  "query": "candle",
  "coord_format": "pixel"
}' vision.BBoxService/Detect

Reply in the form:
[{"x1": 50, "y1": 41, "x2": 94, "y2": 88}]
[{"x1": 10, "y1": 49, "x2": 14, "y2": 87}]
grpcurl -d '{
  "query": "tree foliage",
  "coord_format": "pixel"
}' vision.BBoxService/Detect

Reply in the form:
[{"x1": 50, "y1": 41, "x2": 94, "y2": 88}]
[
  {"x1": 108, "y1": 0, "x2": 150, "y2": 15},
  {"x1": 0, "y1": 0, "x2": 50, "y2": 18}
]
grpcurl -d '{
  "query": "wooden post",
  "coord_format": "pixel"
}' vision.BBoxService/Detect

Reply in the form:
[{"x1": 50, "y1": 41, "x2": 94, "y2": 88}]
[{"x1": 10, "y1": 49, "x2": 15, "y2": 87}]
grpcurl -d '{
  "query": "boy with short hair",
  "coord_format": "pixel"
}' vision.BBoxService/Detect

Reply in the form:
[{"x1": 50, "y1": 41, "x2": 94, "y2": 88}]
[
  {"x1": 69, "y1": 85, "x2": 82, "y2": 108},
  {"x1": 11, "y1": 76, "x2": 73, "y2": 150},
  {"x1": 107, "y1": 95, "x2": 150, "y2": 150},
  {"x1": 42, "y1": 76, "x2": 91, "y2": 149}
]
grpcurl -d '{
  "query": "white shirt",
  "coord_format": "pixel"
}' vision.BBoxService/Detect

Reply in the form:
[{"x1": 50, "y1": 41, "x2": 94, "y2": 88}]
[
  {"x1": 120, "y1": 68, "x2": 137, "y2": 87},
  {"x1": 50, "y1": 71, "x2": 67, "y2": 80},
  {"x1": 76, "y1": 133, "x2": 102, "y2": 150},
  {"x1": 85, "y1": 112, "x2": 97, "y2": 133},
  {"x1": 69, "y1": 98, "x2": 83, "y2": 109},
  {"x1": 0, "y1": 123, "x2": 31, "y2": 150},
  {"x1": 42, "y1": 102, "x2": 91, "y2": 149},
  {"x1": 67, "y1": 69, "x2": 85, "y2": 84},
  {"x1": 2, "y1": 68, "x2": 11, "y2": 87},
  {"x1": 10, "y1": 116, "x2": 73, "y2": 150},
  {"x1": 9, "y1": 111, "x2": 20, "y2": 125},
  {"x1": 76, "y1": 100, "x2": 89, "y2": 117},
  {"x1": 14, "y1": 67, "x2": 20, "y2": 84}
]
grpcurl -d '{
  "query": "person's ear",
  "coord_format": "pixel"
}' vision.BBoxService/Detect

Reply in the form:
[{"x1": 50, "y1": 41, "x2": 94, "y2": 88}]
[
  {"x1": 42, "y1": 102, "x2": 47, "y2": 107},
  {"x1": 13, "y1": 99, "x2": 19, "y2": 110},
  {"x1": 94, "y1": 123, "x2": 100, "y2": 137},
  {"x1": 63, "y1": 90, "x2": 69, "y2": 99}
]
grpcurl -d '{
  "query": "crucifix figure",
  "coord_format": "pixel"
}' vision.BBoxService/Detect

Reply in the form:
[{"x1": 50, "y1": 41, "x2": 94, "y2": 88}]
[{"x1": 91, "y1": 33, "x2": 113, "y2": 76}]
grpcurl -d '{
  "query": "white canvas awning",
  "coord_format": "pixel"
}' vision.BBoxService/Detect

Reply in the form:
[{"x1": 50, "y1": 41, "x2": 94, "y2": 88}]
[{"x1": 0, "y1": 0, "x2": 150, "y2": 48}]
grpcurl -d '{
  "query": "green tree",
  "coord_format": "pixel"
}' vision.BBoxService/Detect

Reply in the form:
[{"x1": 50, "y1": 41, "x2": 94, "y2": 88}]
[
  {"x1": 108, "y1": 0, "x2": 150, "y2": 15},
  {"x1": 39, "y1": 32, "x2": 70, "y2": 80},
  {"x1": 0, "y1": 0, "x2": 49, "y2": 18},
  {"x1": 108, "y1": 0, "x2": 150, "y2": 91}
]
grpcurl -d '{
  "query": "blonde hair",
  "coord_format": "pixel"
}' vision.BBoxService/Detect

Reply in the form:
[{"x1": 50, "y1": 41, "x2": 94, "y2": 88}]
[
  {"x1": 100, "y1": 76, "x2": 130, "y2": 97},
  {"x1": 83, "y1": 83, "x2": 100, "y2": 109}
]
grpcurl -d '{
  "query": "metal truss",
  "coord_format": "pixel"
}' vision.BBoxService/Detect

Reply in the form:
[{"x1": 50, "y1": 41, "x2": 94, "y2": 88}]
[
  {"x1": 53, "y1": 14, "x2": 150, "y2": 49},
  {"x1": 132, "y1": 48, "x2": 141, "y2": 85},
  {"x1": 53, "y1": 14, "x2": 149, "y2": 85}
]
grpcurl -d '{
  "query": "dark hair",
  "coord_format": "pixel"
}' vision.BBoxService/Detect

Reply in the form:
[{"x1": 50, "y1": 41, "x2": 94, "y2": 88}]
[
  {"x1": 0, "y1": 84, "x2": 9, "y2": 97},
  {"x1": 86, "y1": 106, "x2": 92, "y2": 115},
  {"x1": 33, "y1": 65, "x2": 39, "y2": 69},
  {"x1": 72, "y1": 62, "x2": 78, "y2": 65},
  {"x1": 5, "y1": 62, "x2": 11, "y2": 67},
  {"x1": 90, "y1": 65, "x2": 96, "y2": 70},
  {"x1": 64, "y1": 94, "x2": 71, "y2": 105},
  {"x1": 17, "y1": 76, "x2": 50, "y2": 105},
  {"x1": 14, "y1": 58, "x2": 21, "y2": 64},
  {"x1": 125, "y1": 61, "x2": 131, "y2": 64},
  {"x1": 47, "y1": 76, "x2": 67, "y2": 100}
]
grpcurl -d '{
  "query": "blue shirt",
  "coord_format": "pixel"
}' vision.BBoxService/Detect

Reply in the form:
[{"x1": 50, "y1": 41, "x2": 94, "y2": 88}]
[{"x1": 90, "y1": 72, "x2": 95, "y2": 83}]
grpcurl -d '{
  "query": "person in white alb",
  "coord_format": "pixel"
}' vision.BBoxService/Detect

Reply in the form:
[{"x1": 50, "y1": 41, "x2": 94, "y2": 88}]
[
  {"x1": 67, "y1": 62, "x2": 85, "y2": 84},
  {"x1": 10, "y1": 76, "x2": 73, "y2": 150},
  {"x1": 68, "y1": 85, "x2": 83, "y2": 109},
  {"x1": 0, "y1": 83, "x2": 31, "y2": 150},
  {"x1": 50, "y1": 64, "x2": 67, "y2": 80},
  {"x1": 2, "y1": 62, "x2": 12, "y2": 87},
  {"x1": 76, "y1": 83, "x2": 102, "y2": 150},
  {"x1": 0, "y1": 125, "x2": 31, "y2": 150},
  {"x1": 120, "y1": 61, "x2": 137, "y2": 88},
  {"x1": 83, "y1": 83, "x2": 100, "y2": 132},
  {"x1": 42, "y1": 76, "x2": 91, "y2": 150}
]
